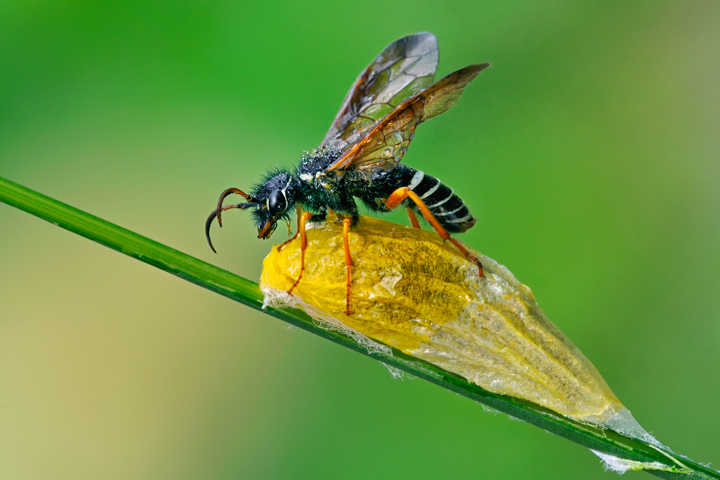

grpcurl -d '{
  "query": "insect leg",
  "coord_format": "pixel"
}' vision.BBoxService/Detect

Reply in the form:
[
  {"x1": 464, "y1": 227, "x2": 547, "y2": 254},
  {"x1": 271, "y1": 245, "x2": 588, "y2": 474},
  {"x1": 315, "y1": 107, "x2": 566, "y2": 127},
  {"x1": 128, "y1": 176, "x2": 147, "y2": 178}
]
[
  {"x1": 386, "y1": 187, "x2": 484, "y2": 277},
  {"x1": 406, "y1": 208, "x2": 421, "y2": 229},
  {"x1": 341, "y1": 216, "x2": 353, "y2": 315},
  {"x1": 277, "y1": 229, "x2": 300, "y2": 252},
  {"x1": 278, "y1": 206, "x2": 303, "y2": 252},
  {"x1": 287, "y1": 211, "x2": 315, "y2": 295}
]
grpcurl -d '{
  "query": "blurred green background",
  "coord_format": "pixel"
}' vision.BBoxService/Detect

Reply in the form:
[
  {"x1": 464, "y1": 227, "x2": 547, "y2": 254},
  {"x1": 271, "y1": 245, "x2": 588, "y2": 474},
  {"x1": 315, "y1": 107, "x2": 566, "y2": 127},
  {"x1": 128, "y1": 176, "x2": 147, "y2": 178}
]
[{"x1": 1, "y1": 1, "x2": 719, "y2": 479}]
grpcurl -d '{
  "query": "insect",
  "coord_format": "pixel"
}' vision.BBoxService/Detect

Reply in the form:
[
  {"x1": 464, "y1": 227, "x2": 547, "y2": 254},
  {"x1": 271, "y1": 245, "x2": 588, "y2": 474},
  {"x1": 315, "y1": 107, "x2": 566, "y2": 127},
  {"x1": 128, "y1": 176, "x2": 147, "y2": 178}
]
[{"x1": 206, "y1": 32, "x2": 489, "y2": 315}]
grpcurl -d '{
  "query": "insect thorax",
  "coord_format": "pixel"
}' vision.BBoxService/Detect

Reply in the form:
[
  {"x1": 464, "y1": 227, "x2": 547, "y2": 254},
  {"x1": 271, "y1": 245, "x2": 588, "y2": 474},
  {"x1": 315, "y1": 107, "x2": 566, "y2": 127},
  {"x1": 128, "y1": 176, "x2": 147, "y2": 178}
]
[
  {"x1": 294, "y1": 147, "x2": 350, "y2": 215},
  {"x1": 297, "y1": 147, "x2": 341, "y2": 177}
]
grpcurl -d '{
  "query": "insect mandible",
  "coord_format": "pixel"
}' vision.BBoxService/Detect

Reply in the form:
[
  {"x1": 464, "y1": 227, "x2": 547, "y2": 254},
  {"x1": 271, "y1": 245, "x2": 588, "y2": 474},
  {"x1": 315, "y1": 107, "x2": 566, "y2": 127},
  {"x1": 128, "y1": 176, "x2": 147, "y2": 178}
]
[{"x1": 206, "y1": 32, "x2": 489, "y2": 315}]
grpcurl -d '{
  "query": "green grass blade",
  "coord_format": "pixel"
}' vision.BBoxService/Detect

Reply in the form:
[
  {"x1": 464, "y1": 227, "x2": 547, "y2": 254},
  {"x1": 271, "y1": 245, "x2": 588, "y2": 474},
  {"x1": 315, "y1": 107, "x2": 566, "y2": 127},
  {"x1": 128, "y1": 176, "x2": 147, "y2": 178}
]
[{"x1": 1, "y1": 175, "x2": 717, "y2": 479}]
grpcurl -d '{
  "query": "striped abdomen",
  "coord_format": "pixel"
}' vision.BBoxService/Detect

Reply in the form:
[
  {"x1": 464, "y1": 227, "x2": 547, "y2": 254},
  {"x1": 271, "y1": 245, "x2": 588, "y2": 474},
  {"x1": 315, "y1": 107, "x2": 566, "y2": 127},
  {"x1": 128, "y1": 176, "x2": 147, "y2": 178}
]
[{"x1": 403, "y1": 166, "x2": 476, "y2": 233}]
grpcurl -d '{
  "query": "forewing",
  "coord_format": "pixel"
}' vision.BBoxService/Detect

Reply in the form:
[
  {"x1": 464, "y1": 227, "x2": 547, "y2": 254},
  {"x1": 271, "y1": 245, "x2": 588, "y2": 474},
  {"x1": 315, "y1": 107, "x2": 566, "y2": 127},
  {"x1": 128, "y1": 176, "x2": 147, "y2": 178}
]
[
  {"x1": 327, "y1": 63, "x2": 490, "y2": 173},
  {"x1": 321, "y1": 33, "x2": 439, "y2": 151}
]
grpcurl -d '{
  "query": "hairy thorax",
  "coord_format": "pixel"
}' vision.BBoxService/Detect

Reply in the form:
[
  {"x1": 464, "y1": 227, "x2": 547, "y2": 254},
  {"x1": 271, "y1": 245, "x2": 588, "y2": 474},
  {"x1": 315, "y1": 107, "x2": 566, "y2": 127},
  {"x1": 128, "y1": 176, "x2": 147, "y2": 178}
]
[{"x1": 295, "y1": 147, "x2": 352, "y2": 215}]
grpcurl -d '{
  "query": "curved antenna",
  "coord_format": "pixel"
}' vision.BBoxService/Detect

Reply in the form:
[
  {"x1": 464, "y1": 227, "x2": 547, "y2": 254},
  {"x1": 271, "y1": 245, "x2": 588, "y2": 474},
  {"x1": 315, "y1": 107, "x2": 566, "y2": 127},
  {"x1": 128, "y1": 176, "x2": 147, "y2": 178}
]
[
  {"x1": 205, "y1": 203, "x2": 253, "y2": 253},
  {"x1": 216, "y1": 187, "x2": 256, "y2": 227}
]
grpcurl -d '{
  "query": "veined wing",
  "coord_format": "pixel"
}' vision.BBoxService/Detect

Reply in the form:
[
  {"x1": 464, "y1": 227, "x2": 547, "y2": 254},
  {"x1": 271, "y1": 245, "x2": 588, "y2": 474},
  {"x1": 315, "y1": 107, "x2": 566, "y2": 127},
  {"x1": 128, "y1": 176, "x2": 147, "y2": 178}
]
[
  {"x1": 326, "y1": 63, "x2": 490, "y2": 173},
  {"x1": 321, "y1": 33, "x2": 439, "y2": 151}
]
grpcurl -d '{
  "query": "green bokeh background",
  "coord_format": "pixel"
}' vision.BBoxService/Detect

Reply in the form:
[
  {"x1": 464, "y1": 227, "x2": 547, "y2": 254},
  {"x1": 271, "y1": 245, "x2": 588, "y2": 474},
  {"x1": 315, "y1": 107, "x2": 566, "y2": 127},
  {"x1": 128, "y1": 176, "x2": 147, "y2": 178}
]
[{"x1": 1, "y1": 2, "x2": 719, "y2": 479}]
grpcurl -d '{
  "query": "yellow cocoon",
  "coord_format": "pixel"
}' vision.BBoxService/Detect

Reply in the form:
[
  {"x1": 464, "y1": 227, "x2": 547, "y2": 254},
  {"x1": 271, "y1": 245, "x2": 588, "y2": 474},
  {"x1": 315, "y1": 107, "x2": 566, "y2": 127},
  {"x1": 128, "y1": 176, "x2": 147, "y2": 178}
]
[{"x1": 260, "y1": 215, "x2": 635, "y2": 428}]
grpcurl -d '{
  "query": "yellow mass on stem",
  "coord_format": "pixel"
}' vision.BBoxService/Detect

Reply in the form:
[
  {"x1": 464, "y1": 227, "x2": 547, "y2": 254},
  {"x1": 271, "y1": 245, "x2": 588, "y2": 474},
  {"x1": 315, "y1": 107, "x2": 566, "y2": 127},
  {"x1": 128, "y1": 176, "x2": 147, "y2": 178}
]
[{"x1": 261, "y1": 214, "x2": 629, "y2": 426}]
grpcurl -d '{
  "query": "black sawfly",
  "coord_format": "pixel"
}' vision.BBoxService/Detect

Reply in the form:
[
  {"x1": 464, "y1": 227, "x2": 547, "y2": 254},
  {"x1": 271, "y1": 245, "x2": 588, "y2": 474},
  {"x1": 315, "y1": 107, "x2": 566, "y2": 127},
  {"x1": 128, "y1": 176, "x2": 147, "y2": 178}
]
[{"x1": 206, "y1": 32, "x2": 489, "y2": 315}]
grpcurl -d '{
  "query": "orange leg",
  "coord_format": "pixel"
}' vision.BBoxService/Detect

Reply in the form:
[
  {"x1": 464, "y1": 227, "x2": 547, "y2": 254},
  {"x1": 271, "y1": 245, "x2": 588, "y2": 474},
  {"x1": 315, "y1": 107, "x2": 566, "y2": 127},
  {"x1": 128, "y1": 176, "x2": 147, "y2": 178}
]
[
  {"x1": 406, "y1": 207, "x2": 421, "y2": 229},
  {"x1": 278, "y1": 231, "x2": 299, "y2": 252},
  {"x1": 387, "y1": 187, "x2": 484, "y2": 277},
  {"x1": 278, "y1": 206, "x2": 303, "y2": 252},
  {"x1": 341, "y1": 216, "x2": 353, "y2": 315},
  {"x1": 287, "y1": 211, "x2": 314, "y2": 294}
]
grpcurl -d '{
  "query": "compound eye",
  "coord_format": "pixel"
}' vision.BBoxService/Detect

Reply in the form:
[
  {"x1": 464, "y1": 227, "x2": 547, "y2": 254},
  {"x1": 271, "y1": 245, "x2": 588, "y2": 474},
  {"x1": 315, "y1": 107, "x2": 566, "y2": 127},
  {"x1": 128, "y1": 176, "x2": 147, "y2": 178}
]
[{"x1": 268, "y1": 190, "x2": 286, "y2": 213}]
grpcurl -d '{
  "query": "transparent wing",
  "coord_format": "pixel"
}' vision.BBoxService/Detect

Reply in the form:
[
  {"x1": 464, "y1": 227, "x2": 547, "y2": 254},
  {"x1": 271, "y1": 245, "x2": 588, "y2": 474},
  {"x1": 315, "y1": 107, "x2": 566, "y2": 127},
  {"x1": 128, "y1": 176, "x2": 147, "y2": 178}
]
[
  {"x1": 321, "y1": 33, "x2": 439, "y2": 151},
  {"x1": 326, "y1": 63, "x2": 490, "y2": 173}
]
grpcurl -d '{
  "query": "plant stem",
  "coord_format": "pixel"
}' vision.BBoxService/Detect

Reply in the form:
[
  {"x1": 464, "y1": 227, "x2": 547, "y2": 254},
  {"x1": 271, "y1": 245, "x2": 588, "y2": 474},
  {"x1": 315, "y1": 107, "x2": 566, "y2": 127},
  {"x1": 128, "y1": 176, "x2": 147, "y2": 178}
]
[{"x1": 1, "y1": 176, "x2": 717, "y2": 479}]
